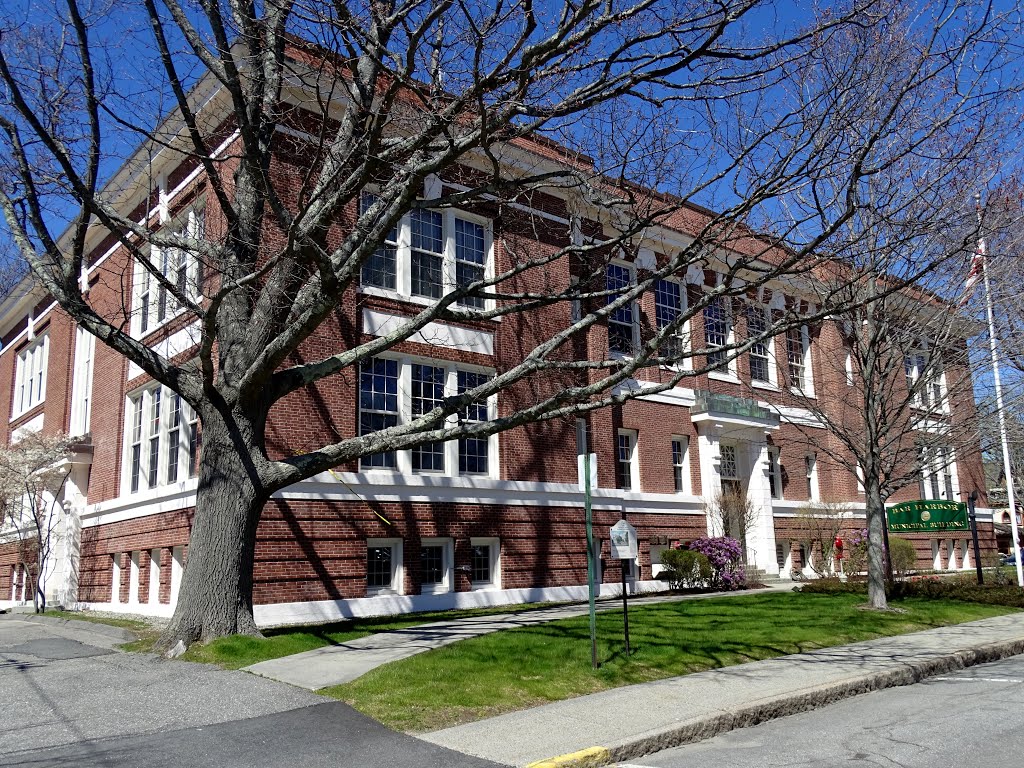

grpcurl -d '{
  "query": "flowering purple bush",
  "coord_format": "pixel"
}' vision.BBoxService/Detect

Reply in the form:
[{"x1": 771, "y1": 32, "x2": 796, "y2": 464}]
[{"x1": 688, "y1": 536, "x2": 746, "y2": 590}]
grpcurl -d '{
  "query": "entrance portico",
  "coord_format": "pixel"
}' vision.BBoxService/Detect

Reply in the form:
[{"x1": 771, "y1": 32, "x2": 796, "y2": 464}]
[{"x1": 691, "y1": 390, "x2": 781, "y2": 575}]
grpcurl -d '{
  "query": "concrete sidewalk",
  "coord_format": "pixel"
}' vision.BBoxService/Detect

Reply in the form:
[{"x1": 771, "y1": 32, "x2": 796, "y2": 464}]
[
  {"x1": 244, "y1": 584, "x2": 794, "y2": 689},
  {"x1": 419, "y1": 612, "x2": 1024, "y2": 767}
]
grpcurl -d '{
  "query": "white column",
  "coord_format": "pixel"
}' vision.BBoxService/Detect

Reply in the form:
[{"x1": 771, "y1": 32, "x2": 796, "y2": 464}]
[
  {"x1": 148, "y1": 549, "x2": 161, "y2": 604},
  {"x1": 696, "y1": 427, "x2": 722, "y2": 536},
  {"x1": 170, "y1": 546, "x2": 184, "y2": 606},
  {"x1": 128, "y1": 550, "x2": 140, "y2": 604},
  {"x1": 932, "y1": 539, "x2": 943, "y2": 571},
  {"x1": 745, "y1": 438, "x2": 779, "y2": 575},
  {"x1": 111, "y1": 554, "x2": 121, "y2": 604}
]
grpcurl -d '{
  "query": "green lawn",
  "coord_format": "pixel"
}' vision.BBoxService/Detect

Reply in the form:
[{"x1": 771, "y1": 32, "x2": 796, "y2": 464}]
[
  {"x1": 178, "y1": 602, "x2": 562, "y2": 668},
  {"x1": 324, "y1": 592, "x2": 1017, "y2": 733}
]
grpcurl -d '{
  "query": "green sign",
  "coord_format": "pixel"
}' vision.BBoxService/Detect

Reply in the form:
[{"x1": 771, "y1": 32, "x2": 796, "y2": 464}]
[{"x1": 886, "y1": 500, "x2": 968, "y2": 533}]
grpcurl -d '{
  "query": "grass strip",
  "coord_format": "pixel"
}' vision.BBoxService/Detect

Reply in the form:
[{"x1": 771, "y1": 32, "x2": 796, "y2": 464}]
[{"x1": 323, "y1": 592, "x2": 1017, "y2": 733}]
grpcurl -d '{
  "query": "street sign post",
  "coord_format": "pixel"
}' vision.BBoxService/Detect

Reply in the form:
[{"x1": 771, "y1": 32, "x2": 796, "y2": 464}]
[
  {"x1": 609, "y1": 519, "x2": 637, "y2": 655},
  {"x1": 578, "y1": 453, "x2": 598, "y2": 669}
]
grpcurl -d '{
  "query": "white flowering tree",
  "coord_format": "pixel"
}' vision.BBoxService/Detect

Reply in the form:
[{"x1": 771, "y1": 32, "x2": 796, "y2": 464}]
[{"x1": 0, "y1": 433, "x2": 74, "y2": 613}]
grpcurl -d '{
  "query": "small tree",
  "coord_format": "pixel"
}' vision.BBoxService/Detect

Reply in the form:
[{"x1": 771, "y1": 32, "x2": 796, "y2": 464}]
[
  {"x1": 795, "y1": 502, "x2": 852, "y2": 577},
  {"x1": 888, "y1": 537, "x2": 917, "y2": 581},
  {"x1": 704, "y1": 489, "x2": 760, "y2": 564},
  {"x1": 0, "y1": 433, "x2": 74, "y2": 613}
]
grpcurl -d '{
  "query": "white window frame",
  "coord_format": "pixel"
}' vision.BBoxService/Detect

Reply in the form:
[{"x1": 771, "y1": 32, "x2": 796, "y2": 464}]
[
  {"x1": 767, "y1": 446, "x2": 783, "y2": 500},
  {"x1": 13, "y1": 333, "x2": 49, "y2": 419},
  {"x1": 617, "y1": 429, "x2": 640, "y2": 491},
  {"x1": 419, "y1": 537, "x2": 454, "y2": 595},
  {"x1": 919, "y1": 446, "x2": 959, "y2": 501},
  {"x1": 719, "y1": 442, "x2": 742, "y2": 496},
  {"x1": 805, "y1": 453, "x2": 819, "y2": 501},
  {"x1": 786, "y1": 323, "x2": 814, "y2": 395},
  {"x1": 905, "y1": 351, "x2": 948, "y2": 413},
  {"x1": 121, "y1": 384, "x2": 199, "y2": 495},
  {"x1": 357, "y1": 196, "x2": 495, "y2": 312},
  {"x1": 358, "y1": 356, "x2": 499, "y2": 479},
  {"x1": 69, "y1": 326, "x2": 96, "y2": 436},
  {"x1": 366, "y1": 537, "x2": 404, "y2": 596},
  {"x1": 606, "y1": 260, "x2": 639, "y2": 356},
  {"x1": 132, "y1": 204, "x2": 205, "y2": 338},
  {"x1": 469, "y1": 536, "x2": 501, "y2": 590},
  {"x1": 745, "y1": 304, "x2": 777, "y2": 388},
  {"x1": 704, "y1": 293, "x2": 736, "y2": 378},
  {"x1": 671, "y1": 435, "x2": 690, "y2": 494},
  {"x1": 654, "y1": 277, "x2": 689, "y2": 367}
]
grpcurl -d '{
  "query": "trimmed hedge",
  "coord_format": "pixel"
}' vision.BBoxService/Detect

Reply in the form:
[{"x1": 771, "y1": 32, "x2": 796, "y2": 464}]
[{"x1": 798, "y1": 572, "x2": 1024, "y2": 608}]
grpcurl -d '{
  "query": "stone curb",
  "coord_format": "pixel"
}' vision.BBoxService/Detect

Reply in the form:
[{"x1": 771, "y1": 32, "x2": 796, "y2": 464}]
[
  {"x1": 0, "y1": 612, "x2": 138, "y2": 642},
  {"x1": 525, "y1": 747, "x2": 612, "y2": 768},
  {"x1": 587, "y1": 638, "x2": 1024, "y2": 766}
]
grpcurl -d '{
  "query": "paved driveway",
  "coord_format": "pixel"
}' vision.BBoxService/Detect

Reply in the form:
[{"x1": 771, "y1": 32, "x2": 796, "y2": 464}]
[{"x1": 0, "y1": 616, "x2": 499, "y2": 768}]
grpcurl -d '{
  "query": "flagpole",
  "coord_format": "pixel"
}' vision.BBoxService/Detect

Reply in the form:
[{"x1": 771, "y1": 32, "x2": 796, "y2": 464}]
[{"x1": 976, "y1": 193, "x2": 1023, "y2": 587}]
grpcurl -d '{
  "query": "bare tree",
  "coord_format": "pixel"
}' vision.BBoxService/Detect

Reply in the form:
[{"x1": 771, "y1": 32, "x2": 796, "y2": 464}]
[
  {"x1": 0, "y1": 0, "x2": 1016, "y2": 650},
  {"x1": 795, "y1": 502, "x2": 851, "y2": 577},
  {"x1": 704, "y1": 488, "x2": 759, "y2": 562},
  {"x1": 0, "y1": 433, "x2": 74, "y2": 613}
]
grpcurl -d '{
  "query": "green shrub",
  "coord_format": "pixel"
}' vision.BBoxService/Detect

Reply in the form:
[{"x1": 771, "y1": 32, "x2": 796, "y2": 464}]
[
  {"x1": 888, "y1": 536, "x2": 916, "y2": 580},
  {"x1": 660, "y1": 549, "x2": 712, "y2": 590},
  {"x1": 800, "y1": 574, "x2": 1024, "y2": 608}
]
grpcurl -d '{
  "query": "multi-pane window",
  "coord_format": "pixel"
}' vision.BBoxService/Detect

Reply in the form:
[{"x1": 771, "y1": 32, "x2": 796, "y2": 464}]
[
  {"x1": 359, "y1": 193, "x2": 398, "y2": 290},
  {"x1": 805, "y1": 454, "x2": 819, "y2": 500},
  {"x1": 458, "y1": 370, "x2": 491, "y2": 474},
  {"x1": 70, "y1": 326, "x2": 95, "y2": 436},
  {"x1": 411, "y1": 364, "x2": 446, "y2": 472},
  {"x1": 787, "y1": 325, "x2": 809, "y2": 389},
  {"x1": 704, "y1": 296, "x2": 730, "y2": 369},
  {"x1": 410, "y1": 209, "x2": 444, "y2": 299},
  {"x1": 672, "y1": 437, "x2": 689, "y2": 493},
  {"x1": 746, "y1": 306, "x2": 771, "y2": 383},
  {"x1": 905, "y1": 353, "x2": 945, "y2": 410},
  {"x1": 920, "y1": 446, "x2": 957, "y2": 501},
  {"x1": 654, "y1": 279, "x2": 686, "y2": 359},
  {"x1": 768, "y1": 447, "x2": 782, "y2": 500},
  {"x1": 421, "y1": 545, "x2": 445, "y2": 587},
  {"x1": 359, "y1": 358, "x2": 400, "y2": 469},
  {"x1": 135, "y1": 206, "x2": 205, "y2": 335},
  {"x1": 13, "y1": 333, "x2": 49, "y2": 417},
  {"x1": 455, "y1": 218, "x2": 486, "y2": 308},
  {"x1": 470, "y1": 538, "x2": 499, "y2": 587},
  {"x1": 617, "y1": 430, "x2": 637, "y2": 490},
  {"x1": 720, "y1": 443, "x2": 741, "y2": 496},
  {"x1": 124, "y1": 385, "x2": 199, "y2": 494},
  {"x1": 359, "y1": 197, "x2": 492, "y2": 309},
  {"x1": 358, "y1": 357, "x2": 496, "y2": 477},
  {"x1": 606, "y1": 264, "x2": 635, "y2": 354},
  {"x1": 366, "y1": 538, "x2": 402, "y2": 594}
]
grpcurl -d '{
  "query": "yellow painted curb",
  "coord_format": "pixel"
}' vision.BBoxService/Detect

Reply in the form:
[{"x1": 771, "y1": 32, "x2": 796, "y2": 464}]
[{"x1": 525, "y1": 746, "x2": 612, "y2": 768}]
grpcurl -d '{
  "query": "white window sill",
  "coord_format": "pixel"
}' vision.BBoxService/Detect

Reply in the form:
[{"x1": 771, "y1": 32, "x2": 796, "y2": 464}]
[
  {"x1": 471, "y1": 582, "x2": 499, "y2": 591},
  {"x1": 358, "y1": 285, "x2": 498, "y2": 317},
  {"x1": 751, "y1": 381, "x2": 780, "y2": 392},
  {"x1": 421, "y1": 584, "x2": 452, "y2": 595},
  {"x1": 367, "y1": 587, "x2": 403, "y2": 597},
  {"x1": 788, "y1": 386, "x2": 816, "y2": 399},
  {"x1": 708, "y1": 371, "x2": 741, "y2": 384}
]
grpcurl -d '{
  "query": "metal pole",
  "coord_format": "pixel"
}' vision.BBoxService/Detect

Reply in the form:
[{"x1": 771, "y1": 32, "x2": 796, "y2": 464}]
[
  {"x1": 969, "y1": 490, "x2": 984, "y2": 585},
  {"x1": 584, "y1": 452, "x2": 599, "y2": 669},
  {"x1": 976, "y1": 197, "x2": 1023, "y2": 587},
  {"x1": 620, "y1": 563, "x2": 630, "y2": 656}
]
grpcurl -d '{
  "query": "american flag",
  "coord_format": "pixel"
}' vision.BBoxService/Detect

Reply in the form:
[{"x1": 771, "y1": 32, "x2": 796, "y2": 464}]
[{"x1": 959, "y1": 238, "x2": 985, "y2": 307}]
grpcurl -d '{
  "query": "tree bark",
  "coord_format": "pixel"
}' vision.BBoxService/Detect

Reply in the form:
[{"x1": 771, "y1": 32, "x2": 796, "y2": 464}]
[
  {"x1": 865, "y1": 479, "x2": 889, "y2": 610},
  {"x1": 155, "y1": 414, "x2": 268, "y2": 653}
]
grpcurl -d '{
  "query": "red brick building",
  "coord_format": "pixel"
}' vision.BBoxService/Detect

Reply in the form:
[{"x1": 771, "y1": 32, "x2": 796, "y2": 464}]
[{"x1": 0, "y1": 92, "x2": 994, "y2": 624}]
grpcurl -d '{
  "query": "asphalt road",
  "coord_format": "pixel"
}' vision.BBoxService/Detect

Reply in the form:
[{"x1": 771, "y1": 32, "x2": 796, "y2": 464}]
[
  {"x1": 624, "y1": 654, "x2": 1024, "y2": 768},
  {"x1": 0, "y1": 616, "x2": 499, "y2": 768}
]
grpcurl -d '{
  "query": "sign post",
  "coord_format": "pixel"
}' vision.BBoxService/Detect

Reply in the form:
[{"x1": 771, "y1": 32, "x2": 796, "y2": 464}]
[
  {"x1": 609, "y1": 519, "x2": 638, "y2": 656},
  {"x1": 579, "y1": 453, "x2": 599, "y2": 669},
  {"x1": 968, "y1": 490, "x2": 984, "y2": 586}
]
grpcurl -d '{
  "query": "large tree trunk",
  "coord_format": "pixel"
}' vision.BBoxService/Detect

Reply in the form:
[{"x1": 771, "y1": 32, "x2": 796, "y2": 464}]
[
  {"x1": 156, "y1": 415, "x2": 268, "y2": 654},
  {"x1": 865, "y1": 480, "x2": 889, "y2": 610}
]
